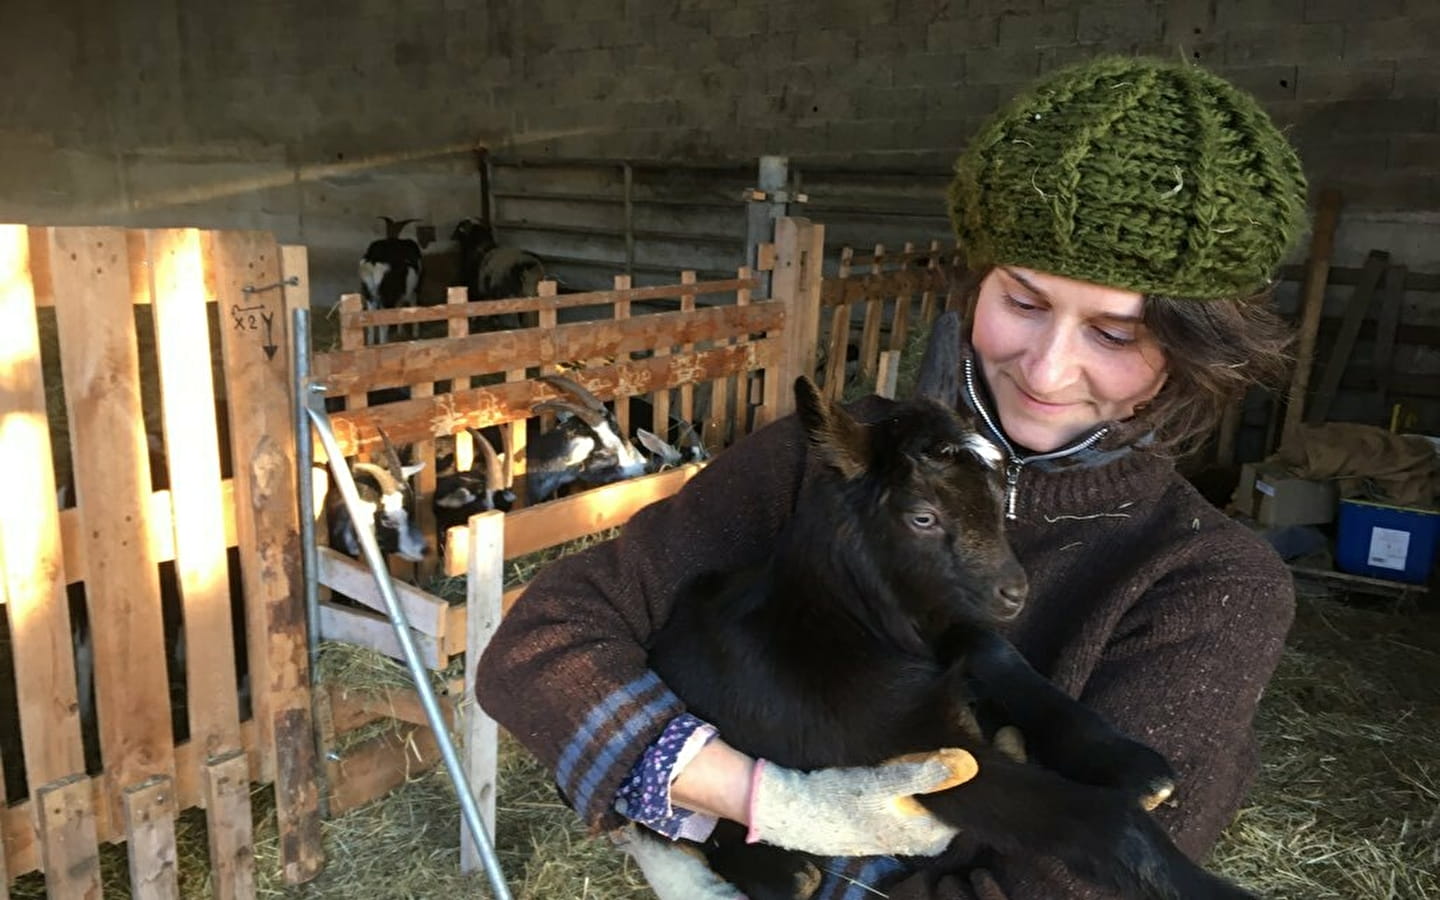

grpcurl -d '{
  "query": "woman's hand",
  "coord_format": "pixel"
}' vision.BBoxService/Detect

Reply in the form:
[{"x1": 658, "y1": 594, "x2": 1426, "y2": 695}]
[{"x1": 671, "y1": 738, "x2": 979, "y2": 858}]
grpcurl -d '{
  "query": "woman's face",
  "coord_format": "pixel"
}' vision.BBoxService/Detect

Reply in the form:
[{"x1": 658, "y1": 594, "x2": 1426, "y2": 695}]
[{"x1": 970, "y1": 266, "x2": 1169, "y2": 453}]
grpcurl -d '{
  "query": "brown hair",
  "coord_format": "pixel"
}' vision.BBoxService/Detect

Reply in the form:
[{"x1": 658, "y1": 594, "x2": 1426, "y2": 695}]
[
  {"x1": 957, "y1": 267, "x2": 1293, "y2": 456},
  {"x1": 1136, "y1": 289, "x2": 1293, "y2": 456}
]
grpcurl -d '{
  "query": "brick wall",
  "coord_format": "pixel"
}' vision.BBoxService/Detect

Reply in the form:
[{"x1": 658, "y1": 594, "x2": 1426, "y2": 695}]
[{"x1": 1, "y1": 0, "x2": 1436, "y2": 298}]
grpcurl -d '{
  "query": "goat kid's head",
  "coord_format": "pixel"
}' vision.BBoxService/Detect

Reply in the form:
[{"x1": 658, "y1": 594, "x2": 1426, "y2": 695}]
[
  {"x1": 793, "y1": 376, "x2": 1028, "y2": 630},
  {"x1": 332, "y1": 431, "x2": 429, "y2": 562}
]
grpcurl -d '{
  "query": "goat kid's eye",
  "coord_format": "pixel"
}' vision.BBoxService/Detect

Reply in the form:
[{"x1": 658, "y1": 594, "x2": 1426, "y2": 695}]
[{"x1": 909, "y1": 511, "x2": 938, "y2": 529}]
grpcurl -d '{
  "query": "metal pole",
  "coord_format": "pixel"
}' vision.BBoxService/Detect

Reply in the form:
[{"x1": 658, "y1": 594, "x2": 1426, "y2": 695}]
[
  {"x1": 291, "y1": 307, "x2": 331, "y2": 819},
  {"x1": 303, "y1": 393, "x2": 514, "y2": 900}
]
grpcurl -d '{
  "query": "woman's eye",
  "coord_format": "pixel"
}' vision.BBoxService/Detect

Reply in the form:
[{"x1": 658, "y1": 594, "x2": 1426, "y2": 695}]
[
  {"x1": 910, "y1": 512, "x2": 937, "y2": 529},
  {"x1": 1095, "y1": 328, "x2": 1137, "y2": 348},
  {"x1": 1003, "y1": 293, "x2": 1039, "y2": 312}
]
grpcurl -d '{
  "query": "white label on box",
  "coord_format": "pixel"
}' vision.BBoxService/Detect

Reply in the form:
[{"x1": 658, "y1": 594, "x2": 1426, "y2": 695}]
[
  {"x1": 1367, "y1": 527, "x2": 1411, "y2": 571},
  {"x1": 1255, "y1": 480, "x2": 1276, "y2": 497}
]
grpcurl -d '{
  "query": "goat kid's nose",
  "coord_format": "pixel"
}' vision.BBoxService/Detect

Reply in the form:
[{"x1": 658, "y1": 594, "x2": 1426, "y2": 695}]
[{"x1": 993, "y1": 580, "x2": 1028, "y2": 621}]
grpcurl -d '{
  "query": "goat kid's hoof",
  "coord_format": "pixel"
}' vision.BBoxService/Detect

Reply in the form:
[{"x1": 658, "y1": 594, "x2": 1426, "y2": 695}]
[{"x1": 793, "y1": 860, "x2": 823, "y2": 900}]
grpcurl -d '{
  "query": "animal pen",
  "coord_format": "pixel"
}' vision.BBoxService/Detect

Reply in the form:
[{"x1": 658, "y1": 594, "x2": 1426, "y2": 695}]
[{"x1": 0, "y1": 214, "x2": 967, "y2": 897}]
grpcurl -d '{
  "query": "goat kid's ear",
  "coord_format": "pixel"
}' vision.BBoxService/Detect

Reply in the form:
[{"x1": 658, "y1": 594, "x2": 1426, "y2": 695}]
[
  {"x1": 401, "y1": 462, "x2": 425, "y2": 480},
  {"x1": 913, "y1": 310, "x2": 963, "y2": 409},
  {"x1": 793, "y1": 376, "x2": 868, "y2": 479}
]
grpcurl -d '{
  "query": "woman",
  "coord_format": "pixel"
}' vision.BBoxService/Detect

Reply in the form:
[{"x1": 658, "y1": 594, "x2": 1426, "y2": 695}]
[{"x1": 477, "y1": 55, "x2": 1307, "y2": 899}]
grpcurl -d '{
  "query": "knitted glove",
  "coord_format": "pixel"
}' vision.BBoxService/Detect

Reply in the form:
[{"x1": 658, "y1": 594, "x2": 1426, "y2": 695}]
[
  {"x1": 610, "y1": 824, "x2": 746, "y2": 900},
  {"x1": 746, "y1": 748, "x2": 978, "y2": 857}
]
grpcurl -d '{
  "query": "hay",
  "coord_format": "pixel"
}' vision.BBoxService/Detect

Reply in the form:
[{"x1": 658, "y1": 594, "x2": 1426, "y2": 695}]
[{"x1": 1208, "y1": 588, "x2": 1440, "y2": 898}]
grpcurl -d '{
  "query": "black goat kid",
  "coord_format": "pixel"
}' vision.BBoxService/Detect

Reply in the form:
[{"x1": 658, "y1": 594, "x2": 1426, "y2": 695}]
[
  {"x1": 645, "y1": 375, "x2": 1256, "y2": 900},
  {"x1": 359, "y1": 216, "x2": 423, "y2": 344}
]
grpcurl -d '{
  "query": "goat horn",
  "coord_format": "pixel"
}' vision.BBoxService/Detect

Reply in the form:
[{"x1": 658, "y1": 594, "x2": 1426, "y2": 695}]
[
  {"x1": 351, "y1": 461, "x2": 398, "y2": 496},
  {"x1": 539, "y1": 374, "x2": 607, "y2": 414},
  {"x1": 533, "y1": 399, "x2": 606, "y2": 431},
  {"x1": 470, "y1": 428, "x2": 505, "y2": 497},
  {"x1": 376, "y1": 428, "x2": 408, "y2": 483},
  {"x1": 499, "y1": 424, "x2": 515, "y2": 489}
]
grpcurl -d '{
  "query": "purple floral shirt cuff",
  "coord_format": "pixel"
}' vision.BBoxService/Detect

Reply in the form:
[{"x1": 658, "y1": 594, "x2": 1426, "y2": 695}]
[{"x1": 613, "y1": 712, "x2": 720, "y2": 842}]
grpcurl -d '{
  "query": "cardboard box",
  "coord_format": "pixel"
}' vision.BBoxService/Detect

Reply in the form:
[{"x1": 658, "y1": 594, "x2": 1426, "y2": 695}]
[
  {"x1": 1335, "y1": 499, "x2": 1440, "y2": 585},
  {"x1": 1232, "y1": 462, "x2": 1339, "y2": 527}
]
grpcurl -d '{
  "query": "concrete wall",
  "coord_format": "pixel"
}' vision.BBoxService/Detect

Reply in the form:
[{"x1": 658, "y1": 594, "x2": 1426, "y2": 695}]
[{"x1": 2, "y1": 0, "x2": 1437, "y2": 304}]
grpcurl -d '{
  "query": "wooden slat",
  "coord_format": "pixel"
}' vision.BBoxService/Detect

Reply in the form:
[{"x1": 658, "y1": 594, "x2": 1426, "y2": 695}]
[
  {"x1": 316, "y1": 546, "x2": 449, "y2": 637},
  {"x1": 123, "y1": 776, "x2": 180, "y2": 899},
  {"x1": 461, "y1": 510, "x2": 504, "y2": 873},
  {"x1": 733, "y1": 265, "x2": 756, "y2": 440},
  {"x1": 328, "y1": 680, "x2": 463, "y2": 735},
  {"x1": 328, "y1": 724, "x2": 441, "y2": 817},
  {"x1": 35, "y1": 777, "x2": 101, "y2": 900},
  {"x1": 1306, "y1": 249, "x2": 1388, "y2": 426},
  {"x1": 824, "y1": 246, "x2": 854, "y2": 401},
  {"x1": 0, "y1": 226, "x2": 89, "y2": 795},
  {"x1": 1282, "y1": 188, "x2": 1341, "y2": 443},
  {"x1": 443, "y1": 464, "x2": 703, "y2": 576},
  {"x1": 876, "y1": 350, "x2": 902, "y2": 399},
  {"x1": 1373, "y1": 264, "x2": 1406, "y2": 411},
  {"x1": 678, "y1": 271, "x2": 697, "y2": 425},
  {"x1": 58, "y1": 482, "x2": 238, "y2": 586},
  {"x1": 344, "y1": 276, "x2": 759, "y2": 328},
  {"x1": 201, "y1": 751, "x2": 256, "y2": 900},
  {"x1": 210, "y1": 229, "x2": 323, "y2": 884},
  {"x1": 796, "y1": 221, "x2": 825, "y2": 388},
  {"x1": 918, "y1": 240, "x2": 941, "y2": 327},
  {"x1": 50, "y1": 226, "x2": 176, "y2": 835},
  {"x1": 613, "y1": 274, "x2": 633, "y2": 438},
  {"x1": 889, "y1": 242, "x2": 915, "y2": 353},
  {"x1": 145, "y1": 229, "x2": 244, "y2": 765},
  {"x1": 3, "y1": 721, "x2": 262, "y2": 881},
  {"x1": 315, "y1": 300, "x2": 785, "y2": 399},
  {"x1": 327, "y1": 340, "x2": 777, "y2": 459},
  {"x1": 859, "y1": 244, "x2": 885, "y2": 379},
  {"x1": 819, "y1": 267, "x2": 954, "y2": 307},
  {"x1": 537, "y1": 282, "x2": 560, "y2": 437},
  {"x1": 318, "y1": 601, "x2": 444, "y2": 670}
]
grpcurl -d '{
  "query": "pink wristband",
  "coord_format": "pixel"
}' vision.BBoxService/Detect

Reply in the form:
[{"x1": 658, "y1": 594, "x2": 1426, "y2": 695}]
[{"x1": 744, "y1": 758, "x2": 768, "y2": 844}]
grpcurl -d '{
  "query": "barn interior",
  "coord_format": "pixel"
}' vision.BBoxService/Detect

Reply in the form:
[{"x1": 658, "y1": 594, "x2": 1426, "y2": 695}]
[{"x1": 1, "y1": 0, "x2": 1438, "y2": 897}]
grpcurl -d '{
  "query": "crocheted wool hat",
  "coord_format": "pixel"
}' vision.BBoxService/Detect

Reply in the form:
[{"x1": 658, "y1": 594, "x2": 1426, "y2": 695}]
[{"x1": 948, "y1": 55, "x2": 1308, "y2": 300}]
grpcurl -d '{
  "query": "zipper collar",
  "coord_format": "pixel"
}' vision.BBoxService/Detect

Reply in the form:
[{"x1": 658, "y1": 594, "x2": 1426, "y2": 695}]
[{"x1": 962, "y1": 356, "x2": 1111, "y2": 520}]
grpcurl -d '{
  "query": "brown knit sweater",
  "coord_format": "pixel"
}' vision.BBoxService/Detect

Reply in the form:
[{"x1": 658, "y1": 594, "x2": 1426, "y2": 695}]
[{"x1": 476, "y1": 381, "x2": 1295, "y2": 899}]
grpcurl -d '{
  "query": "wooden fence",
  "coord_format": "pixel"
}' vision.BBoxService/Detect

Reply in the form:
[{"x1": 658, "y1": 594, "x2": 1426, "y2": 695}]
[
  {"x1": 0, "y1": 213, "x2": 926, "y2": 895},
  {"x1": 816, "y1": 240, "x2": 970, "y2": 401},
  {"x1": 0, "y1": 225, "x2": 322, "y2": 896}
]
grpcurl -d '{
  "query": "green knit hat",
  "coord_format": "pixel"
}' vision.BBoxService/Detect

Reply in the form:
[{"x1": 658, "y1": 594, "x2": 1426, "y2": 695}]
[{"x1": 948, "y1": 55, "x2": 1309, "y2": 300}]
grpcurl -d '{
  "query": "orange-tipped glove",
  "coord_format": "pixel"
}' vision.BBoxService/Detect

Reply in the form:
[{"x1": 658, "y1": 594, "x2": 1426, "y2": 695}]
[{"x1": 746, "y1": 748, "x2": 978, "y2": 857}]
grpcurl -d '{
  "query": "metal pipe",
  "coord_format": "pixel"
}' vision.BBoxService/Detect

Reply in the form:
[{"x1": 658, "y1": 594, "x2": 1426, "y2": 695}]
[
  {"x1": 304, "y1": 400, "x2": 513, "y2": 900},
  {"x1": 291, "y1": 307, "x2": 331, "y2": 819}
]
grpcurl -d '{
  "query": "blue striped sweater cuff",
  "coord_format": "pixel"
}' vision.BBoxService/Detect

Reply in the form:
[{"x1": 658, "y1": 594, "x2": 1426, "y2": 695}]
[{"x1": 555, "y1": 671, "x2": 686, "y2": 822}]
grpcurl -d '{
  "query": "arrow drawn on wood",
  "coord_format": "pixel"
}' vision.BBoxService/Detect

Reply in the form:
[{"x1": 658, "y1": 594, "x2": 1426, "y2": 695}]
[{"x1": 261, "y1": 310, "x2": 278, "y2": 360}]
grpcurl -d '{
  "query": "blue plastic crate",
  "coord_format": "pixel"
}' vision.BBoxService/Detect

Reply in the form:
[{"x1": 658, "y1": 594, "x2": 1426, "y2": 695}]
[{"x1": 1335, "y1": 499, "x2": 1440, "y2": 585}]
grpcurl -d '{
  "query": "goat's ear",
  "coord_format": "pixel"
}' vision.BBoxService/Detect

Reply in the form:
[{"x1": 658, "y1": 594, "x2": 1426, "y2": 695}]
[
  {"x1": 913, "y1": 310, "x2": 962, "y2": 408},
  {"x1": 794, "y1": 376, "x2": 868, "y2": 479}
]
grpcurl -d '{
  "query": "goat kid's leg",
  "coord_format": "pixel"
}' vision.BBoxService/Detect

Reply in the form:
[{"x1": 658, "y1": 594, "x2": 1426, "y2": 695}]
[
  {"x1": 920, "y1": 752, "x2": 1257, "y2": 900},
  {"x1": 942, "y1": 629, "x2": 1175, "y2": 809},
  {"x1": 703, "y1": 821, "x2": 824, "y2": 900}
]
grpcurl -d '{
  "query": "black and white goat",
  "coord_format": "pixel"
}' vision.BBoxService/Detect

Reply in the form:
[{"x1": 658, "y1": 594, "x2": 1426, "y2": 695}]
[
  {"x1": 325, "y1": 429, "x2": 428, "y2": 563},
  {"x1": 359, "y1": 216, "x2": 423, "y2": 345},
  {"x1": 641, "y1": 324, "x2": 1255, "y2": 899},
  {"x1": 433, "y1": 426, "x2": 515, "y2": 547},
  {"x1": 524, "y1": 375, "x2": 678, "y2": 503},
  {"x1": 452, "y1": 217, "x2": 546, "y2": 331}
]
